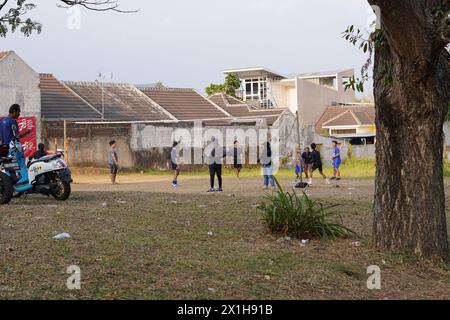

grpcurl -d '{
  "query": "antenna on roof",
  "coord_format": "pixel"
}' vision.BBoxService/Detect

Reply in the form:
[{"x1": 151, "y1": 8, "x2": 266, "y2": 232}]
[{"x1": 97, "y1": 72, "x2": 113, "y2": 120}]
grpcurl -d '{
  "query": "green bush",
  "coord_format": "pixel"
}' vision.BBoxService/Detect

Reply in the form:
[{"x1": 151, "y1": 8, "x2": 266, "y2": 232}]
[{"x1": 257, "y1": 179, "x2": 356, "y2": 239}]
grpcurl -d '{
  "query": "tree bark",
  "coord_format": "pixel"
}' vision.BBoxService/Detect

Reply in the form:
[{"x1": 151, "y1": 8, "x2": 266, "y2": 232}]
[{"x1": 369, "y1": 0, "x2": 449, "y2": 261}]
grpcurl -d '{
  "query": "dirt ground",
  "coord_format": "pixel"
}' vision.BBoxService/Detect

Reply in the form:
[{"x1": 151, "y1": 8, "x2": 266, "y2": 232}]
[{"x1": 0, "y1": 174, "x2": 449, "y2": 300}]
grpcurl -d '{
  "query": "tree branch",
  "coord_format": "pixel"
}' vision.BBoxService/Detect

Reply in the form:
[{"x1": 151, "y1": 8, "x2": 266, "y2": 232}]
[{"x1": 57, "y1": 0, "x2": 138, "y2": 13}]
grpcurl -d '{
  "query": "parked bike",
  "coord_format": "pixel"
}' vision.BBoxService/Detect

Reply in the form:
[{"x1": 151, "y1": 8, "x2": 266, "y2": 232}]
[{"x1": 0, "y1": 139, "x2": 72, "y2": 205}]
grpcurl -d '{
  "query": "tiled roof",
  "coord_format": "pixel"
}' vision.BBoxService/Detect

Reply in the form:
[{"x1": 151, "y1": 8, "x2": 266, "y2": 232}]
[
  {"x1": 323, "y1": 111, "x2": 359, "y2": 127},
  {"x1": 39, "y1": 74, "x2": 102, "y2": 121},
  {"x1": 352, "y1": 110, "x2": 374, "y2": 125},
  {"x1": 65, "y1": 82, "x2": 173, "y2": 122},
  {"x1": 139, "y1": 87, "x2": 231, "y2": 121},
  {"x1": 208, "y1": 93, "x2": 285, "y2": 123},
  {"x1": 0, "y1": 51, "x2": 10, "y2": 61},
  {"x1": 317, "y1": 105, "x2": 375, "y2": 131},
  {"x1": 39, "y1": 74, "x2": 285, "y2": 125}
]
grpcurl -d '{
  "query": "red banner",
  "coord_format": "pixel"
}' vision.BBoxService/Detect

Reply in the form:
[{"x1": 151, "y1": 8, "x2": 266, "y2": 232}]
[{"x1": 18, "y1": 116, "x2": 37, "y2": 158}]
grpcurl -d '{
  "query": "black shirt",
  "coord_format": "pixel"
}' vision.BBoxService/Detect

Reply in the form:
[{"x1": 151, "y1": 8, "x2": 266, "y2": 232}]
[
  {"x1": 33, "y1": 150, "x2": 47, "y2": 160},
  {"x1": 310, "y1": 150, "x2": 322, "y2": 165},
  {"x1": 302, "y1": 152, "x2": 313, "y2": 164}
]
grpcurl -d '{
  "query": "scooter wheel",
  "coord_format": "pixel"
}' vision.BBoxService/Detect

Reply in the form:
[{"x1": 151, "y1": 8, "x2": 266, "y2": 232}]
[
  {"x1": 51, "y1": 175, "x2": 71, "y2": 201},
  {"x1": 0, "y1": 172, "x2": 13, "y2": 205}
]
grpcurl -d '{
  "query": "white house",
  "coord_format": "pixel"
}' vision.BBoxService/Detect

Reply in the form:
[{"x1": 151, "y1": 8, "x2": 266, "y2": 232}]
[
  {"x1": 0, "y1": 51, "x2": 41, "y2": 139},
  {"x1": 222, "y1": 67, "x2": 356, "y2": 128}
]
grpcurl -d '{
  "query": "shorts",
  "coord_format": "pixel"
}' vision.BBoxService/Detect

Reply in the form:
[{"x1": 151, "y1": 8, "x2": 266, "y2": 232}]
[
  {"x1": 171, "y1": 161, "x2": 179, "y2": 170},
  {"x1": 312, "y1": 162, "x2": 323, "y2": 173},
  {"x1": 109, "y1": 163, "x2": 118, "y2": 174},
  {"x1": 295, "y1": 164, "x2": 301, "y2": 175},
  {"x1": 233, "y1": 163, "x2": 242, "y2": 169},
  {"x1": 333, "y1": 159, "x2": 341, "y2": 169}
]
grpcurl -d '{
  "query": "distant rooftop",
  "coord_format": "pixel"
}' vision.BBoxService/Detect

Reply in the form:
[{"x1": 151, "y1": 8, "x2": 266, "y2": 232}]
[
  {"x1": 222, "y1": 66, "x2": 353, "y2": 80},
  {"x1": 222, "y1": 67, "x2": 287, "y2": 79},
  {"x1": 291, "y1": 69, "x2": 354, "y2": 79}
]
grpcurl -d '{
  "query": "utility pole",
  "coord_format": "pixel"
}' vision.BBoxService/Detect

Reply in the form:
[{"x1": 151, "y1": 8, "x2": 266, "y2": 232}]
[
  {"x1": 98, "y1": 72, "x2": 113, "y2": 120},
  {"x1": 295, "y1": 111, "x2": 302, "y2": 153}
]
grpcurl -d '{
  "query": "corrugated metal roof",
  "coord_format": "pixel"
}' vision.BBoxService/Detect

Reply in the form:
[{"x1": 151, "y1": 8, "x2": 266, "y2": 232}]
[
  {"x1": 65, "y1": 81, "x2": 173, "y2": 122},
  {"x1": 40, "y1": 74, "x2": 102, "y2": 121}
]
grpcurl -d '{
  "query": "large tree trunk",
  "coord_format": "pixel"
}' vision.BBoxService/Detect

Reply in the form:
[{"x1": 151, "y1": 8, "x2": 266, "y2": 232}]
[{"x1": 369, "y1": 0, "x2": 449, "y2": 261}]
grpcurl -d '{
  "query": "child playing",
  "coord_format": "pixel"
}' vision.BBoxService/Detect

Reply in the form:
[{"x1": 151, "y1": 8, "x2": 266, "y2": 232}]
[
  {"x1": 171, "y1": 141, "x2": 181, "y2": 187},
  {"x1": 232, "y1": 140, "x2": 242, "y2": 178},
  {"x1": 310, "y1": 143, "x2": 330, "y2": 185},
  {"x1": 294, "y1": 151, "x2": 302, "y2": 179},
  {"x1": 302, "y1": 147, "x2": 313, "y2": 184},
  {"x1": 331, "y1": 140, "x2": 342, "y2": 180}
]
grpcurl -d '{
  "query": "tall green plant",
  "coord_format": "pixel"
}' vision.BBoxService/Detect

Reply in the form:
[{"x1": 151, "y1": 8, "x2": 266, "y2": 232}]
[{"x1": 257, "y1": 179, "x2": 355, "y2": 239}]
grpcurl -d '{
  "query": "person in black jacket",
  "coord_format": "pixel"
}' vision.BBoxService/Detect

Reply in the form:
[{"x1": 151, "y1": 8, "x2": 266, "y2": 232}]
[
  {"x1": 232, "y1": 140, "x2": 242, "y2": 178},
  {"x1": 310, "y1": 143, "x2": 330, "y2": 185},
  {"x1": 205, "y1": 137, "x2": 225, "y2": 193}
]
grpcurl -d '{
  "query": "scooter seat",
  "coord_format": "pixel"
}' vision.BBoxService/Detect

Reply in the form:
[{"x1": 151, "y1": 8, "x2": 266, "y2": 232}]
[{"x1": 27, "y1": 154, "x2": 62, "y2": 168}]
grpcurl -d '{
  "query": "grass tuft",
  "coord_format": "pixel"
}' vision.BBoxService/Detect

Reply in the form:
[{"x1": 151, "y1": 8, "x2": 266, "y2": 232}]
[{"x1": 257, "y1": 178, "x2": 356, "y2": 239}]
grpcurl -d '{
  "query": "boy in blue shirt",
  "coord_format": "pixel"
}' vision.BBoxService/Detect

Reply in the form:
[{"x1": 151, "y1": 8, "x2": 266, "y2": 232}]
[
  {"x1": 0, "y1": 104, "x2": 31, "y2": 147},
  {"x1": 331, "y1": 140, "x2": 342, "y2": 181}
]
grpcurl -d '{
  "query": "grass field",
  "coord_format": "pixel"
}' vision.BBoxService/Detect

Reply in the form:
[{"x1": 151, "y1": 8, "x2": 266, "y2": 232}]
[
  {"x1": 72, "y1": 158, "x2": 450, "y2": 179},
  {"x1": 72, "y1": 158, "x2": 378, "y2": 179},
  {"x1": 0, "y1": 173, "x2": 449, "y2": 300}
]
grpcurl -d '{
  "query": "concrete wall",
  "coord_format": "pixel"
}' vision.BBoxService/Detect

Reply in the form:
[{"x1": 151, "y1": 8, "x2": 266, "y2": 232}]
[
  {"x1": 42, "y1": 119, "x2": 374, "y2": 170},
  {"x1": 42, "y1": 122, "x2": 135, "y2": 168},
  {"x1": 43, "y1": 119, "x2": 300, "y2": 170},
  {"x1": 269, "y1": 79, "x2": 297, "y2": 112},
  {"x1": 351, "y1": 144, "x2": 375, "y2": 159},
  {"x1": 297, "y1": 79, "x2": 341, "y2": 127},
  {"x1": 0, "y1": 52, "x2": 41, "y2": 140},
  {"x1": 337, "y1": 69, "x2": 357, "y2": 103}
]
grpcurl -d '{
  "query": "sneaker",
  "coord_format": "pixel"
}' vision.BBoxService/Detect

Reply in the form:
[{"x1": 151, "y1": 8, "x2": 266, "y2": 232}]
[
  {"x1": 330, "y1": 177, "x2": 336, "y2": 180},
  {"x1": 207, "y1": 188, "x2": 215, "y2": 193},
  {"x1": 172, "y1": 183, "x2": 177, "y2": 187},
  {"x1": 216, "y1": 188, "x2": 223, "y2": 192},
  {"x1": 336, "y1": 177, "x2": 341, "y2": 181},
  {"x1": 263, "y1": 186, "x2": 268, "y2": 191}
]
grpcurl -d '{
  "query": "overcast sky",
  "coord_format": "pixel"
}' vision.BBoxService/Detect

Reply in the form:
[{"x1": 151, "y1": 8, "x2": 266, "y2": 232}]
[{"x1": 1, "y1": 0, "x2": 374, "y2": 96}]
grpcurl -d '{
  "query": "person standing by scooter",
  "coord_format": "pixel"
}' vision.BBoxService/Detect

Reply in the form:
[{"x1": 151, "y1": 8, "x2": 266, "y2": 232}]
[{"x1": 0, "y1": 104, "x2": 31, "y2": 148}]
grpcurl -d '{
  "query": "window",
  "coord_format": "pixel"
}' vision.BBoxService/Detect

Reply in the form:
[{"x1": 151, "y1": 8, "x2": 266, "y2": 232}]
[
  {"x1": 331, "y1": 129, "x2": 357, "y2": 135},
  {"x1": 320, "y1": 77, "x2": 336, "y2": 89},
  {"x1": 243, "y1": 77, "x2": 271, "y2": 108}
]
